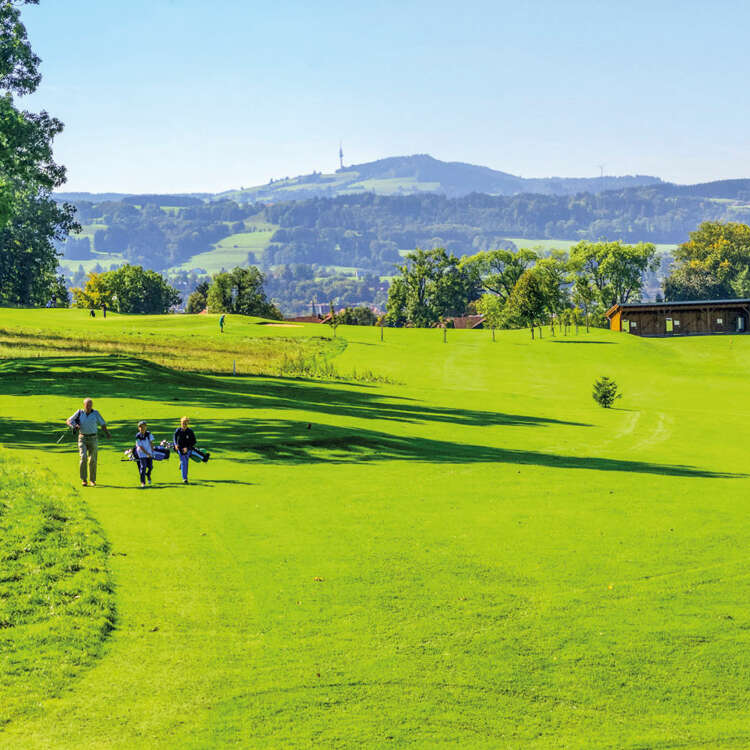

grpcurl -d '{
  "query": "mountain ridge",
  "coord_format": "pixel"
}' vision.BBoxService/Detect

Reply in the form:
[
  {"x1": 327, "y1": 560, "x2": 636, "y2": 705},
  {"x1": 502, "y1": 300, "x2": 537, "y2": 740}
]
[{"x1": 55, "y1": 154, "x2": 664, "y2": 203}]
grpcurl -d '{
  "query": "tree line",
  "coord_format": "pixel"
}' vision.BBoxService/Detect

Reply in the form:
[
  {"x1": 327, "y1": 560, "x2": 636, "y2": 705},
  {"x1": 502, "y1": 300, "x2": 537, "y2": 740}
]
[
  {"x1": 57, "y1": 179, "x2": 750, "y2": 288},
  {"x1": 385, "y1": 222, "x2": 750, "y2": 332},
  {"x1": 46, "y1": 219, "x2": 750, "y2": 326}
]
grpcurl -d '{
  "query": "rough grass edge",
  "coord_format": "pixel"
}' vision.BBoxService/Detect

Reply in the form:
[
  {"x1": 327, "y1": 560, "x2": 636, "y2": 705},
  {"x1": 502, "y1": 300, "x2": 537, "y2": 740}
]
[{"x1": 0, "y1": 450, "x2": 115, "y2": 730}]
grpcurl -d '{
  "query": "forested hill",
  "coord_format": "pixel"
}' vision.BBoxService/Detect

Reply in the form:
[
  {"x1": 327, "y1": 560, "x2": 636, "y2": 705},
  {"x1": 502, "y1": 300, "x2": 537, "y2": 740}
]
[
  {"x1": 214, "y1": 154, "x2": 662, "y2": 202},
  {"x1": 59, "y1": 180, "x2": 750, "y2": 277}
]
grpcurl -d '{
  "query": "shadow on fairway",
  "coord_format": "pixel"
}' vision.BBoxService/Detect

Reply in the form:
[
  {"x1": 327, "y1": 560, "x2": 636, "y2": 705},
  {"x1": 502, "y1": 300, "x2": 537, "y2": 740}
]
[
  {"x1": 2, "y1": 416, "x2": 738, "y2": 480},
  {"x1": 1, "y1": 356, "x2": 740, "y2": 479},
  {"x1": 102, "y1": 479, "x2": 255, "y2": 489},
  {"x1": 0, "y1": 355, "x2": 589, "y2": 429}
]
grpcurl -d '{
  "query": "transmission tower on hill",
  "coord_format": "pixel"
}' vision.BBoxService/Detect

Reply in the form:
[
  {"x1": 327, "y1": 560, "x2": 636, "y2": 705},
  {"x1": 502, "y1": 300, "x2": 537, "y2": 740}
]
[{"x1": 339, "y1": 141, "x2": 344, "y2": 170}]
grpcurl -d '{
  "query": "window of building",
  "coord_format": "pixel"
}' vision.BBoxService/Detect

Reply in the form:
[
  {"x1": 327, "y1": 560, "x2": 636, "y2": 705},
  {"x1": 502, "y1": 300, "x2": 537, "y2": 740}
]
[
  {"x1": 666, "y1": 318, "x2": 673, "y2": 332},
  {"x1": 623, "y1": 319, "x2": 630, "y2": 332},
  {"x1": 717, "y1": 318, "x2": 723, "y2": 325}
]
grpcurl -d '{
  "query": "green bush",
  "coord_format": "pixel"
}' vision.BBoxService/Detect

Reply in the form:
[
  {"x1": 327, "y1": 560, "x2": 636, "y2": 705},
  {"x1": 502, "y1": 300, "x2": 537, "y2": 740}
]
[{"x1": 592, "y1": 376, "x2": 621, "y2": 408}]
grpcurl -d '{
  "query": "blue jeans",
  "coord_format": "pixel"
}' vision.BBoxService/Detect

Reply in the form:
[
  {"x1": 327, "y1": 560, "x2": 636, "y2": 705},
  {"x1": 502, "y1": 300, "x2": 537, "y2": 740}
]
[
  {"x1": 179, "y1": 451, "x2": 190, "y2": 481},
  {"x1": 137, "y1": 457, "x2": 152, "y2": 484}
]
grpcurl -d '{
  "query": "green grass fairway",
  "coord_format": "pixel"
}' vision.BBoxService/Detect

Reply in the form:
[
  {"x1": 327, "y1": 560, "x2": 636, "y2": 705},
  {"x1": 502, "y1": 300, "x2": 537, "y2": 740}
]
[{"x1": 2, "y1": 310, "x2": 750, "y2": 747}]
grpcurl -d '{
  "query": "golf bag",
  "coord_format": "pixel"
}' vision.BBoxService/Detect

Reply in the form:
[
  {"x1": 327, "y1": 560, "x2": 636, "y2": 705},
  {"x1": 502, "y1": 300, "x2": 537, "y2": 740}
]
[
  {"x1": 189, "y1": 447, "x2": 210, "y2": 463},
  {"x1": 153, "y1": 445, "x2": 170, "y2": 461},
  {"x1": 123, "y1": 446, "x2": 170, "y2": 462}
]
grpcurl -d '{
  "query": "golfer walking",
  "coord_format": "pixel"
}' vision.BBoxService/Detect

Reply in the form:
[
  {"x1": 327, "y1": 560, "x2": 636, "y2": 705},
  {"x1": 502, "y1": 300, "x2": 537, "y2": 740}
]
[
  {"x1": 67, "y1": 398, "x2": 111, "y2": 487},
  {"x1": 173, "y1": 416, "x2": 196, "y2": 484},
  {"x1": 134, "y1": 420, "x2": 155, "y2": 488}
]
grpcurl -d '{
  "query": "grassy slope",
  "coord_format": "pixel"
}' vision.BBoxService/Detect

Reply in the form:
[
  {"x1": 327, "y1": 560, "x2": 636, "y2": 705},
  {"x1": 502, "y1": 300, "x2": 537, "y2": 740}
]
[
  {"x1": 168, "y1": 228, "x2": 276, "y2": 274},
  {"x1": 1, "y1": 310, "x2": 750, "y2": 747},
  {"x1": 0, "y1": 309, "x2": 339, "y2": 376}
]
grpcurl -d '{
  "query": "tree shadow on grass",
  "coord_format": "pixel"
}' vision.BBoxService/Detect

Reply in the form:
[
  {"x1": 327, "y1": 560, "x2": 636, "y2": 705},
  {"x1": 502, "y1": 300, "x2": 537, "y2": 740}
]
[
  {"x1": 0, "y1": 417, "x2": 739, "y2": 480},
  {"x1": 0, "y1": 355, "x2": 589, "y2": 429},
  {"x1": 550, "y1": 341, "x2": 616, "y2": 345}
]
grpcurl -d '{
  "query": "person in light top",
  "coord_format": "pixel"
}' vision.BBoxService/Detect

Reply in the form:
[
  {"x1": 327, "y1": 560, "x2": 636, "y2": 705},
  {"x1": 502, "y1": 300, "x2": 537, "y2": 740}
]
[
  {"x1": 66, "y1": 397, "x2": 111, "y2": 487},
  {"x1": 134, "y1": 420, "x2": 155, "y2": 488}
]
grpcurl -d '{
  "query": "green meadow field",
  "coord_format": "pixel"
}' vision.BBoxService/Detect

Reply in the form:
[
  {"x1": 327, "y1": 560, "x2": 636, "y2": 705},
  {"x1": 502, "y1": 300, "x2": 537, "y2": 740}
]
[
  {"x1": 1, "y1": 309, "x2": 750, "y2": 748},
  {"x1": 504, "y1": 238, "x2": 679, "y2": 255},
  {"x1": 168, "y1": 229, "x2": 276, "y2": 274}
]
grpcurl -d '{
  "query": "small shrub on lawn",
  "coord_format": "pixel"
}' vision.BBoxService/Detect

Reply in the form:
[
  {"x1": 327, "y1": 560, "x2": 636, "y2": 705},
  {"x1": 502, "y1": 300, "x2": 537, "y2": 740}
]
[{"x1": 592, "y1": 376, "x2": 622, "y2": 408}]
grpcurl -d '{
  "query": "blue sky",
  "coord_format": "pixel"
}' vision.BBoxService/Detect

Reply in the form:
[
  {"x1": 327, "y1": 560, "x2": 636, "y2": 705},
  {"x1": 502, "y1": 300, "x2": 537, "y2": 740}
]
[{"x1": 20, "y1": 0, "x2": 750, "y2": 193}]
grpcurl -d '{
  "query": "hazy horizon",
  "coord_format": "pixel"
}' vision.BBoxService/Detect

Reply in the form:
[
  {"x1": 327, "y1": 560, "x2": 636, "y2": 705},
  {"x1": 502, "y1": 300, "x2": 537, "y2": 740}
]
[{"x1": 21, "y1": 0, "x2": 750, "y2": 194}]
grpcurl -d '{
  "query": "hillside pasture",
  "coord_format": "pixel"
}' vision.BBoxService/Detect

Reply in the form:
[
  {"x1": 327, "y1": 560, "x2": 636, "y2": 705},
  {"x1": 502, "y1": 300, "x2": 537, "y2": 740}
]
[
  {"x1": 1, "y1": 310, "x2": 749, "y2": 748},
  {"x1": 168, "y1": 229, "x2": 276, "y2": 274},
  {"x1": 505, "y1": 237, "x2": 679, "y2": 255}
]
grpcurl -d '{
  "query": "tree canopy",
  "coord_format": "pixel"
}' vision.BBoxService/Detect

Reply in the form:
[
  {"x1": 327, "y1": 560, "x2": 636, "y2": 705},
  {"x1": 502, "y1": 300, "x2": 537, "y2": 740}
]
[
  {"x1": 0, "y1": 0, "x2": 76, "y2": 307},
  {"x1": 570, "y1": 240, "x2": 657, "y2": 308},
  {"x1": 461, "y1": 248, "x2": 537, "y2": 302},
  {"x1": 385, "y1": 248, "x2": 478, "y2": 327},
  {"x1": 503, "y1": 269, "x2": 547, "y2": 332},
  {"x1": 663, "y1": 222, "x2": 750, "y2": 301},
  {"x1": 206, "y1": 266, "x2": 282, "y2": 319},
  {"x1": 72, "y1": 265, "x2": 180, "y2": 314}
]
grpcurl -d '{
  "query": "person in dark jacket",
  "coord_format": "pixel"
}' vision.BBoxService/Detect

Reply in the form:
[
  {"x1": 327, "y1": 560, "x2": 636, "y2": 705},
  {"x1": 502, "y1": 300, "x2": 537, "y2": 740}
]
[{"x1": 173, "y1": 416, "x2": 196, "y2": 484}]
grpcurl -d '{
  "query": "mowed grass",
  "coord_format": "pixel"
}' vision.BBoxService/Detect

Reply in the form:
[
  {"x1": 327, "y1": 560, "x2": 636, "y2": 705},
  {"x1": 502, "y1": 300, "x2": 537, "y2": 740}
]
[{"x1": 1, "y1": 310, "x2": 750, "y2": 747}]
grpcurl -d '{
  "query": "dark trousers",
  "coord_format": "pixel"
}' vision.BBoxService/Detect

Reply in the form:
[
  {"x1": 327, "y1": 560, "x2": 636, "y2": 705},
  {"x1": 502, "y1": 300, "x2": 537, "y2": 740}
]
[{"x1": 138, "y1": 457, "x2": 153, "y2": 483}]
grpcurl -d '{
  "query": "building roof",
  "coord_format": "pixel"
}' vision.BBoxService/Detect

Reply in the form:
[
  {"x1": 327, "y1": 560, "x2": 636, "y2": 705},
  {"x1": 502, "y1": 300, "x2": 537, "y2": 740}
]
[
  {"x1": 606, "y1": 299, "x2": 750, "y2": 318},
  {"x1": 448, "y1": 314, "x2": 486, "y2": 329},
  {"x1": 284, "y1": 315, "x2": 323, "y2": 323}
]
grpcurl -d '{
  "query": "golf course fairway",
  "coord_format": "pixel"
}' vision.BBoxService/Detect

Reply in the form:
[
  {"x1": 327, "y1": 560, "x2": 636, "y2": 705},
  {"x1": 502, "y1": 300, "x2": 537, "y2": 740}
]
[{"x1": 1, "y1": 309, "x2": 749, "y2": 748}]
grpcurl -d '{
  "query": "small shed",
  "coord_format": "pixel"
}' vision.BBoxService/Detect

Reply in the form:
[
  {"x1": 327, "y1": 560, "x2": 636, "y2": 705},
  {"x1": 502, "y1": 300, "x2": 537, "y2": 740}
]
[{"x1": 606, "y1": 299, "x2": 750, "y2": 337}]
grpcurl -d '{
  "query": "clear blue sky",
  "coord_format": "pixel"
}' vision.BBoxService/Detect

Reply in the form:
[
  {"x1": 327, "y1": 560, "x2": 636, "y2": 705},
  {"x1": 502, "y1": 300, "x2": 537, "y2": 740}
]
[{"x1": 20, "y1": 0, "x2": 750, "y2": 193}]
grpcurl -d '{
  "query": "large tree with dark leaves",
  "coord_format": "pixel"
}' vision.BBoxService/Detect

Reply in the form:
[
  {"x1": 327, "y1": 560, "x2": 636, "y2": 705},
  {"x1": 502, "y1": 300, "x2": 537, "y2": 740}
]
[
  {"x1": 206, "y1": 266, "x2": 282, "y2": 319},
  {"x1": 0, "y1": 0, "x2": 77, "y2": 305},
  {"x1": 386, "y1": 248, "x2": 478, "y2": 327}
]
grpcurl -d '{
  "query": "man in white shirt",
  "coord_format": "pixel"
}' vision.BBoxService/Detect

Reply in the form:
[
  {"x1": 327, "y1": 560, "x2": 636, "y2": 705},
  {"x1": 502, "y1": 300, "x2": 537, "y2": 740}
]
[{"x1": 66, "y1": 398, "x2": 111, "y2": 487}]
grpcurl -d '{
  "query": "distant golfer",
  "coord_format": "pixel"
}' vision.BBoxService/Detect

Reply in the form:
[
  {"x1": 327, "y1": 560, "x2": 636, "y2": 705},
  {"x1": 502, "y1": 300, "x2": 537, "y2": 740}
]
[
  {"x1": 173, "y1": 416, "x2": 196, "y2": 484},
  {"x1": 66, "y1": 398, "x2": 111, "y2": 487},
  {"x1": 134, "y1": 420, "x2": 154, "y2": 488},
  {"x1": 219, "y1": 314, "x2": 225, "y2": 333},
  {"x1": 102, "y1": 302, "x2": 107, "y2": 319}
]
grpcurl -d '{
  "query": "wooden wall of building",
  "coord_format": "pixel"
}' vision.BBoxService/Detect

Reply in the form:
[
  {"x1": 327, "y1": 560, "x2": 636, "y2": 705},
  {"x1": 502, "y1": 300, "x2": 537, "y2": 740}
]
[{"x1": 621, "y1": 306, "x2": 749, "y2": 336}]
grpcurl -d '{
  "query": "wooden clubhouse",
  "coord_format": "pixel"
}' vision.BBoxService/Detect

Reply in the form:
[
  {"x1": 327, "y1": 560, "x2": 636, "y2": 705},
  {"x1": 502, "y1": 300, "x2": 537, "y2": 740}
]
[{"x1": 606, "y1": 299, "x2": 750, "y2": 337}]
